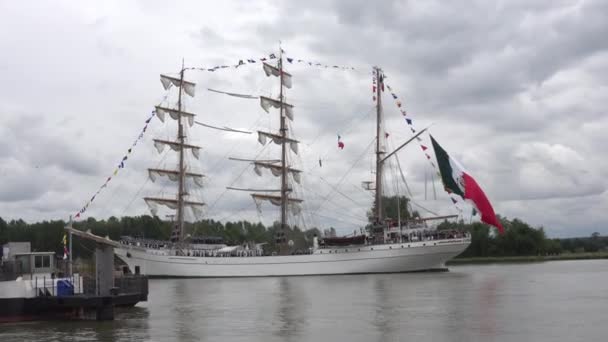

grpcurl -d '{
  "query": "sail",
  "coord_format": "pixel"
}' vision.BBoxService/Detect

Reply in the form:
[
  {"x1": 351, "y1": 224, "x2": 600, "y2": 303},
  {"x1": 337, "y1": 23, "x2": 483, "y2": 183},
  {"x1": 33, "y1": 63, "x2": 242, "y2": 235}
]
[
  {"x1": 144, "y1": 197, "x2": 205, "y2": 216},
  {"x1": 153, "y1": 139, "x2": 201, "y2": 159},
  {"x1": 260, "y1": 96, "x2": 294, "y2": 121},
  {"x1": 148, "y1": 168, "x2": 204, "y2": 187},
  {"x1": 251, "y1": 194, "x2": 302, "y2": 214},
  {"x1": 262, "y1": 63, "x2": 293, "y2": 89},
  {"x1": 155, "y1": 106, "x2": 196, "y2": 127},
  {"x1": 253, "y1": 162, "x2": 301, "y2": 184},
  {"x1": 228, "y1": 55, "x2": 304, "y2": 231},
  {"x1": 257, "y1": 131, "x2": 299, "y2": 154},
  {"x1": 160, "y1": 74, "x2": 196, "y2": 97}
]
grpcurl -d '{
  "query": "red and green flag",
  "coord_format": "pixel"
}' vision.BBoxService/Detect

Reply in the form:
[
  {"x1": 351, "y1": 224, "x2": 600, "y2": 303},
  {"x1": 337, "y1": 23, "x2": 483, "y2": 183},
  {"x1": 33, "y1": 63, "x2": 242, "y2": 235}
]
[{"x1": 431, "y1": 135, "x2": 504, "y2": 233}]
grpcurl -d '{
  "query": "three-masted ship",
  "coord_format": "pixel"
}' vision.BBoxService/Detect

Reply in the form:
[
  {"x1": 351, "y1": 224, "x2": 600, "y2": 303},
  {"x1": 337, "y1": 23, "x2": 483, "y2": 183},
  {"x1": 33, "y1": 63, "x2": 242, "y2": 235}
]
[{"x1": 113, "y1": 53, "x2": 471, "y2": 277}]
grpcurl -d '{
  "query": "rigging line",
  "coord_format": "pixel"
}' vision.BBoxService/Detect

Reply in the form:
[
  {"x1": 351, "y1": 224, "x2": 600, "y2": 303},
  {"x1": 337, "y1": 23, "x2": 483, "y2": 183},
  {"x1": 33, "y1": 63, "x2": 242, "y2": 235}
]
[
  {"x1": 206, "y1": 143, "x2": 272, "y2": 214},
  {"x1": 313, "y1": 137, "x2": 376, "y2": 213},
  {"x1": 388, "y1": 153, "x2": 407, "y2": 223},
  {"x1": 205, "y1": 112, "x2": 266, "y2": 175},
  {"x1": 194, "y1": 121, "x2": 252, "y2": 134},
  {"x1": 393, "y1": 152, "x2": 414, "y2": 198},
  {"x1": 288, "y1": 158, "x2": 319, "y2": 230},
  {"x1": 213, "y1": 202, "x2": 257, "y2": 223},
  {"x1": 431, "y1": 170, "x2": 437, "y2": 200},
  {"x1": 300, "y1": 184, "x2": 368, "y2": 222},
  {"x1": 229, "y1": 157, "x2": 281, "y2": 163},
  {"x1": 380, "y1": 167, "x2": 389, "y2": 219},
  {"x1": 305, "y1": 214, "x2": 363, "y2": 230},
  {"x1": 206, "y1": 88, "x2": 259, "y2": 99},
  {"x1": 316, "y1": 175, "x2": 368, "y2": 209},
  {"x1": 386, "y1": 139, "x2": 401, "y2": 198},
  {"x1": 410, "y1": 199, "x2": 440, "y2": 217},
  {"x1": 351, "y1": 182, "x2": 374, "y2": 199},
  {"x1": 305, "y1": 211, "x2": 367, "y2": 225},
  {"x1": 390, "y1": 148, "x2": 439, "y2": 216},
  {"x1": 119, "y1": 177, "x2": 151, "y2": 217},
  {"x1": 76, "y1": 90, "x2": 172, "y2": 219},
  {"x1": 301, "y1": 106, "x2": 376, "y2": 175},
  {"x1": 301, "y1": 104, "x2": 374, "y2": 151},
  {"x1": 304, "y1": 163, "x2": 374, "y2": 199},
  {"x1": 301, "y1": 173, "x2": 371, "y2": 218},
  {"x1": 226, "y1": 187, "x2": 282, "y2": 192},
  {"x1": 315, "y1": 204, "x2": 369, "y2": 223}
]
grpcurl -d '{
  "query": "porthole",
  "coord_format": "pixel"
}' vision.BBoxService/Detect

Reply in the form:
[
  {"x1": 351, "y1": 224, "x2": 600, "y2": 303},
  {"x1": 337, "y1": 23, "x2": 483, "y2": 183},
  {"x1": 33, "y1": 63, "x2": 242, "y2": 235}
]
[
  {"x1": 389, "y1": 246, "x2": 392, "y2": 249},
  {"x1": 371, "y1": 247, "x2": 374, "y2": 250},
  {"x1": 401, "y1": 245, "x2": 404, "y2": 248},
  {"x1": 408, "y1": 245, "x2": 410, "y2": 247}
]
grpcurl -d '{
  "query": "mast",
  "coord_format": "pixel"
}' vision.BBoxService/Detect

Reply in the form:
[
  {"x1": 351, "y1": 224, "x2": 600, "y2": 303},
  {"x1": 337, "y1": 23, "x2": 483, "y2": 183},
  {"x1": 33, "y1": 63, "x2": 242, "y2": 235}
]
[
  {"x1": 149, "y1": 66, "x2": 204, "y2": 244},
  {"x1": 228, "y1": 47, "x2": 300, "y2": 252},
  {"x1": 374, "y1": 67, "x2": 385, "y2": 224},
  {"x1": 176, "y1": 61, "x2": 186, "y2": 242},
  {"x1": 279, "y1": 47, "x2": 288, "y2": 243}
]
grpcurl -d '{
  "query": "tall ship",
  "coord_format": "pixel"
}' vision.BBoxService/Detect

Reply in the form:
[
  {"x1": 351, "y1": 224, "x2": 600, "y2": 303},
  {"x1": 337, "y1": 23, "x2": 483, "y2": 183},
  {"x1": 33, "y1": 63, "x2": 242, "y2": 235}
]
[{"x1": 107, "y1": 51, "x2": 483, "y2": 277}]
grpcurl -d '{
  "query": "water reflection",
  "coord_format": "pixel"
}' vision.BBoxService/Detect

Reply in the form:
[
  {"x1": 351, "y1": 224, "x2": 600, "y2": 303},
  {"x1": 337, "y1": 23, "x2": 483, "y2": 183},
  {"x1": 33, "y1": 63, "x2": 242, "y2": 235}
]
[
  {"x1": 477, "y1": 277, "x2": 499, "y2": 342},
  {"x1": 442, "y1": 271, "x2": 472, "y2": 342},
  {"x1": 4, "y1": 261, "x2": 608, "y2": 342},
  {"x1": 372, "y1": 277, "x2": 397, "y2": 342},
  {"x1": 274, "y1": 277, "x2": 308, "y2": 341},
  {"x1": 171, "y1": 279, "x2": 199, "y2": 342}
]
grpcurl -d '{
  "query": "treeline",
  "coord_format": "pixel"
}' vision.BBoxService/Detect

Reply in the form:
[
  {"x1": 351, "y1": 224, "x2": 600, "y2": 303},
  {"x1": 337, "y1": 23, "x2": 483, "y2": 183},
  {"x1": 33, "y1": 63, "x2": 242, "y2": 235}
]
[
  {"x1": 1, "y1": 215, "x2": 606, "y2": 259},
  {"x1": 438, "y1": 218, "x2": 607, "y2": 257},
  {"x1": 0, "y1": 216, "x2": 320, "y2": 257}
]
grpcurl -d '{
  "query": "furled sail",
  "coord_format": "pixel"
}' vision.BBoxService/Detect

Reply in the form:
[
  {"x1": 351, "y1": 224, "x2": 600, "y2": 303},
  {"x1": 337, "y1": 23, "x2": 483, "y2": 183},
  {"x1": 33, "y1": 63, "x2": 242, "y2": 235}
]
[
  {"x1": 148, "y1": 168, "x2": 204, "y2": 187},
  {"x1": 260, "y1": 96, "x2": 294, "y2": 121},
  {"x1": 155, "y1": 106, "x2": 196, "y2": 127},
  {"x1": 251, "y1": 194, "x2": 302, "y2": 214},
  {"x1": 207, "y1": 88, "x2": 258, "y2": 99},
  {"x1": 160, "y1": 74, "x2": 196, "y2": 97},
  {"x1": 257, "y1": 131, "x2": 299, "y2": 154},
  {"x1": 253, "y1": 162, "x2": 302, "y2": 184},
  {"x1": 153, "y1": 139, "x2": 201, "y2": 159},
  {"x1": 144, "y1": 197, "x2": 205, "y2": 216},
  {"x1": 262, "y1": 63, "x2": 293, "y2": 89},
  {"x1": 361, "y1": 181, "x2": 375, "y2": 190}
]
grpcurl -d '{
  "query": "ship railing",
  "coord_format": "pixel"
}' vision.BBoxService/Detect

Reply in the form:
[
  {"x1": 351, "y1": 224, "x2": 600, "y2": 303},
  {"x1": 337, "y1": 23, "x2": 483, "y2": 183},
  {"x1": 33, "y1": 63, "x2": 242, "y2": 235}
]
[
  {"x1": 397, "y1": 230, "x2": 470, "y2": 243},
  {"x1": 32, "y1": 273, "x2": 84, "y2": 297},
  {"x1": 120, "y1": 236, "x2": 172, "y2": 250},
  {"x1": 180, "y1": 248, "x2": 265, "y2": 257}
]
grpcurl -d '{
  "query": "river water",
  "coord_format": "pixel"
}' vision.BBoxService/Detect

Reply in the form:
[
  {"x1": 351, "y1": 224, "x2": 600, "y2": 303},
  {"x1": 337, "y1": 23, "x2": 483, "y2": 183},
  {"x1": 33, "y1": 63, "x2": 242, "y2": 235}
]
[{"x1": 1, "y1": 260, "x2": 607, "y2": 342}]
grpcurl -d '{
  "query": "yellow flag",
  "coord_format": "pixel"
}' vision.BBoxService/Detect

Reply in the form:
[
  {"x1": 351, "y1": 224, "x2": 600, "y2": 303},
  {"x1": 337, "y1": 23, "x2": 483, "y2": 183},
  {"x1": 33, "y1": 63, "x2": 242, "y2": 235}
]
[{"x1": 62, "y1": 234, "x2": 67, "y2": 245}]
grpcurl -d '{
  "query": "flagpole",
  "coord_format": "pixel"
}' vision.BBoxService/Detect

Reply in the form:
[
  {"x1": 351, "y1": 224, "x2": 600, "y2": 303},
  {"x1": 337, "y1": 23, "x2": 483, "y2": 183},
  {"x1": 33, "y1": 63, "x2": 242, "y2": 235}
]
[{"x1": 69, "y1": 215, "x2": 73, "y2": 276}]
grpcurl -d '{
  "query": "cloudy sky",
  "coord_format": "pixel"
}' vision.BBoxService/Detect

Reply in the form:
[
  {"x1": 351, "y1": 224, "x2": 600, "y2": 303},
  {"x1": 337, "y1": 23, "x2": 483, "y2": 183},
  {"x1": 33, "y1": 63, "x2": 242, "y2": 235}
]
[{"x1": 1, "y1": 0, "x2": 607, "y2": 237}]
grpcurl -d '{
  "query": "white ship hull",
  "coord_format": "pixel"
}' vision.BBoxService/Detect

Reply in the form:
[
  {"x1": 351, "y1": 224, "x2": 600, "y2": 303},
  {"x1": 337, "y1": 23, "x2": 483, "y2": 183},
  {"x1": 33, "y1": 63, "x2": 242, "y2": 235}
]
[{"x1": 114, "y1": 238, "x2": 470, "y2": 277}]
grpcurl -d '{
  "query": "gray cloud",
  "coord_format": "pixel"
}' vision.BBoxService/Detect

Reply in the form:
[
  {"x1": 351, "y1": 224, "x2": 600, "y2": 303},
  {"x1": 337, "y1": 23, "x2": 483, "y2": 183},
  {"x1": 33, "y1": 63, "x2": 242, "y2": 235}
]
[{"x1": 0, "y1": 0, "x2": 606, "y2": 237}]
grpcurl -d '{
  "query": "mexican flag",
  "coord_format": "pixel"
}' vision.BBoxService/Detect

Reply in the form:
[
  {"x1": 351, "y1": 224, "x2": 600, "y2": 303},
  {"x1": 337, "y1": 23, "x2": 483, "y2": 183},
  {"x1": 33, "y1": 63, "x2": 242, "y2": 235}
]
[{"x1": 430, "y1": 135, "x2": 504, "y2": 234}]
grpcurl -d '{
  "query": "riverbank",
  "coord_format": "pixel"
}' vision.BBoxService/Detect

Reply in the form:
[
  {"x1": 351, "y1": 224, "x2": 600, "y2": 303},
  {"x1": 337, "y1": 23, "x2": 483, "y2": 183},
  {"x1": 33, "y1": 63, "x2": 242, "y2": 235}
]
[{"x1": 446, "y1": 252, "x2": 608, "y2": 265}]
